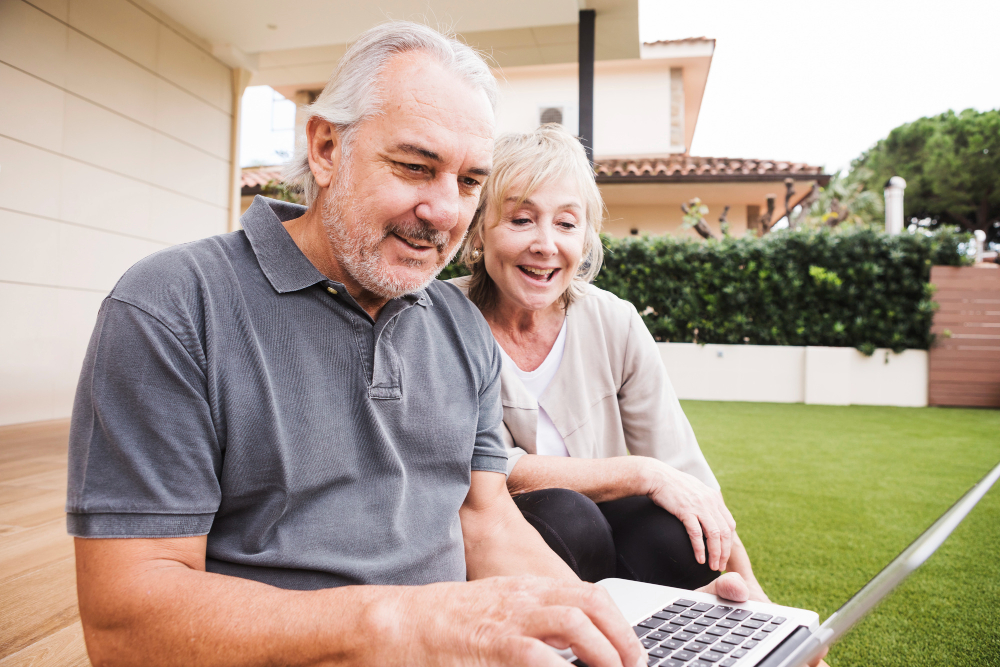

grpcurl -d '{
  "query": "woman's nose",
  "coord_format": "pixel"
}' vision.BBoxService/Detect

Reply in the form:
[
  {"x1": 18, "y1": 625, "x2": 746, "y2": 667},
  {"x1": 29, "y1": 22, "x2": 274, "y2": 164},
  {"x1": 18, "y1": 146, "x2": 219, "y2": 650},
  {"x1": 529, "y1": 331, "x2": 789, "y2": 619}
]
[{"x1": 529, "y1": 224, "x2": 557, "y2": 256}]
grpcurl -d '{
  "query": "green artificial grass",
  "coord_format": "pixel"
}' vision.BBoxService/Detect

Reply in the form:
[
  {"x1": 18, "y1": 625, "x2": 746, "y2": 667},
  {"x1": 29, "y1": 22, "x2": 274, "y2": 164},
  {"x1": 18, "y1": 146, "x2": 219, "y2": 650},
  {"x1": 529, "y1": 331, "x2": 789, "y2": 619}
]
[{"x1": 682, "y1": 401, "x2": 1000, "y2": 667}]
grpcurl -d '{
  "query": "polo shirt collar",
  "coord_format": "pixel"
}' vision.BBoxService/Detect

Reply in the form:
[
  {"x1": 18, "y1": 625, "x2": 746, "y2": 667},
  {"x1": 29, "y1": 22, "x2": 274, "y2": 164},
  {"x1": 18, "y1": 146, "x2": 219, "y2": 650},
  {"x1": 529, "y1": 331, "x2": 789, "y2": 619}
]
[
  {"x1": 239, "y1": 196, "x2": 433, "y2": 308},
  {"x1": 241, "y1": 196, "x2": 324, "y2": 293}
]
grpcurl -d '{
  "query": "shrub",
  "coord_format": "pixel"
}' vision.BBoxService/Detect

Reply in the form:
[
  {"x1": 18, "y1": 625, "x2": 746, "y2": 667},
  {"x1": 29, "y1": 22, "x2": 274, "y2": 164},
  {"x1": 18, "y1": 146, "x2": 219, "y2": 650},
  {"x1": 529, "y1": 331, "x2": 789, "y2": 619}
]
[
  {"x1": 438, "y1": 227, "x2": 969, "y2": 353},
  {"x1": 594, "y1": 227, "x2": 969, "y2": 353}
]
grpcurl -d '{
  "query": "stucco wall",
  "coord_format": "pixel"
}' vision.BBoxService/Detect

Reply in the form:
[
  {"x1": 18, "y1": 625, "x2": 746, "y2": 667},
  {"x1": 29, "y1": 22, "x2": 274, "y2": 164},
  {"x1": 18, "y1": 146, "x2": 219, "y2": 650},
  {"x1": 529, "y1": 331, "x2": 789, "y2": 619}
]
[
  {"x1": 659, "y1": 343, "x2": 929, "y2": 408},
  {"x1": 495, "y1": 60, "x2": 677, "y2": 157},
  {"x1": 0, "y1": 0, "x2": 233, "y2": 425},
  {"x1": 603, "y1": 201, "x2": 749, "y2": 239}
]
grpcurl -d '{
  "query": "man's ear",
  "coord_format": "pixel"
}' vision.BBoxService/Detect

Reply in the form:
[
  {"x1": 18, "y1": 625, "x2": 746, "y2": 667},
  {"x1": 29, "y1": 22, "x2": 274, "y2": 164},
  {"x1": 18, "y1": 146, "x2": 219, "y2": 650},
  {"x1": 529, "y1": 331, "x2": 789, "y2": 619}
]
[{"x1": 306, "y1": 117, "x2": 343, "y2": 190}]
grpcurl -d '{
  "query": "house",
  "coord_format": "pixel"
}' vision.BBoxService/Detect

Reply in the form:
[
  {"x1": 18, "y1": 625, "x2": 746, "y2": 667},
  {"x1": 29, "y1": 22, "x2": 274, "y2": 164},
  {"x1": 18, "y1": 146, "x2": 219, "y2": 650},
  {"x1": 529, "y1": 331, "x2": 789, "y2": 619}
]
[
  {"x1": 491, "y1": 36, "x2": 831, "y2": 238},
  {"x1": 248, "y1": 36, "x2": 828, "y2": 239}
]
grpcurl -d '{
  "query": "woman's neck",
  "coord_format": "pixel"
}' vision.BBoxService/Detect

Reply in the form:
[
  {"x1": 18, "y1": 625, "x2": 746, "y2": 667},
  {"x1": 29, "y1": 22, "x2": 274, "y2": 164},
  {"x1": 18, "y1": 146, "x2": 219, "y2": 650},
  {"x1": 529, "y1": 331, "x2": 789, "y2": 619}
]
[{"x1": 482, "y1": 297, "x2": 566, "y2": 372}]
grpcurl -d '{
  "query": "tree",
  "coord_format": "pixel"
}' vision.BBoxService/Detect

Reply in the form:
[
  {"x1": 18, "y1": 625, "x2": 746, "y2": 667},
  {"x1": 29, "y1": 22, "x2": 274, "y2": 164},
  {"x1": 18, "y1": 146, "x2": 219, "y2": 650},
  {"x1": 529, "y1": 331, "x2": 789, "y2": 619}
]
[
  {"x1": 680, "y1": 198, "x2": 718, "y2": 240},
  {"x1": 261, "y1": 179, "x2": 303, "y2": 205},
  {"x1": 852, "y1": 108, "x2": 1000, "y2": 244},
  {"x1": 799, "y1": 169, "x2": 883, "y2": 229}
]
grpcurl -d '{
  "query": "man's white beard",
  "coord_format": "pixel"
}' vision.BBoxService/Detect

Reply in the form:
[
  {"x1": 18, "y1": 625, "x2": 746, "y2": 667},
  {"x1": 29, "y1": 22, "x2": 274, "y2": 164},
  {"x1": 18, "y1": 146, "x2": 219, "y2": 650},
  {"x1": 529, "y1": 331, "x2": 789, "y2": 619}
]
[{"x1": 320, "y1": 171, "x2": 461, "y2": 299}]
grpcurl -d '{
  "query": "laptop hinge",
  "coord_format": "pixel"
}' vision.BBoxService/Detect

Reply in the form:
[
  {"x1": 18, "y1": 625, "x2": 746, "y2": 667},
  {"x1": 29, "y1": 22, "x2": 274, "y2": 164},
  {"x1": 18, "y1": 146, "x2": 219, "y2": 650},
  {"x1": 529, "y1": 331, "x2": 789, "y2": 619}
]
[{"x1": 754, "y1": 625, "x2": 813, "y2": 667}]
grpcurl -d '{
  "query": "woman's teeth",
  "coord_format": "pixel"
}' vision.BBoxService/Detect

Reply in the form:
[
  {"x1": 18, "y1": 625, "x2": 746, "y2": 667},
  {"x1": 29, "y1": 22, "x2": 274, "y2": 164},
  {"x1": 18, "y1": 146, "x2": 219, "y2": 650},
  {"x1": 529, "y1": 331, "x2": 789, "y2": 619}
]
[{"x1": 520, "y1": 266, "x2": 555, "y2": 281}]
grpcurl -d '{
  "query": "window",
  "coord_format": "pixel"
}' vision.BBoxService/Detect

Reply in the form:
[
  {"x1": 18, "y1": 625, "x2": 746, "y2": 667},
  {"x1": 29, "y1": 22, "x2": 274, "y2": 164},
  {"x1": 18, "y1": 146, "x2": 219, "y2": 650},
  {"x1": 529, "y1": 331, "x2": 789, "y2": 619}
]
[{"x1": 539, "y1": 106, "x2": 564, "y2": 126}]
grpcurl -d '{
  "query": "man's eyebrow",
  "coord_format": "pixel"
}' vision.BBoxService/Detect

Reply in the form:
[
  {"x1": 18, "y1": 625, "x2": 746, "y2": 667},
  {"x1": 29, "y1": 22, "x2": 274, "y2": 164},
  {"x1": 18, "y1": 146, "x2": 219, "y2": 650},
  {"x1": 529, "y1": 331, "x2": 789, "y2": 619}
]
[
  {"x1": 395, "y1": 143, "x2": 442, "y2": 162},
  {"x1": 394, "y1": 143, "x2": 490, "y2": 177}
]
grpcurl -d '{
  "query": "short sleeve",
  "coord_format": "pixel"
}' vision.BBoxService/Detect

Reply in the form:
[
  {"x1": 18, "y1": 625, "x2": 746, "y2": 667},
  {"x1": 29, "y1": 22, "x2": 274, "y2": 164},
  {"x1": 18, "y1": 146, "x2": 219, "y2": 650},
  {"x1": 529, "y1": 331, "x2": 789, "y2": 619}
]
[
  {"x1": 469, "y1": 338, "x2": 509, "y2": 475},
  {"x1": 66, "y1": 297, "x2": 223, "y2": 537}
]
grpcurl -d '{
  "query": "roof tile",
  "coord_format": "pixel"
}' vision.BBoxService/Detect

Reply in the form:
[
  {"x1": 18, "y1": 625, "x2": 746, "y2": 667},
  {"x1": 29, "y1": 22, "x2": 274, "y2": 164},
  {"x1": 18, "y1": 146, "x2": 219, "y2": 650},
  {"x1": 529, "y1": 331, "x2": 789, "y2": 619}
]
[
  {"x1": 594, "y1": 155, "x2": 827, "y2": 182},
  {"x1": 241, "y1": 165, "x2": 285, "y2": 189}
]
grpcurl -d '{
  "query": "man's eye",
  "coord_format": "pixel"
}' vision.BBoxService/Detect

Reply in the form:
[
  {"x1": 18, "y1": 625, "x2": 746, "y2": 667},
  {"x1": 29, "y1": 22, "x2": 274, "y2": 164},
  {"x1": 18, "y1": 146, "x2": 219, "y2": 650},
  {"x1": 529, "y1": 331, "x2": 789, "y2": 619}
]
[
  {"x1": 402, "y1": 163, "x2": 426, "y2": 173},
  {"x1": 461, "y1": 177, "x2": 481, "y2": 187}
]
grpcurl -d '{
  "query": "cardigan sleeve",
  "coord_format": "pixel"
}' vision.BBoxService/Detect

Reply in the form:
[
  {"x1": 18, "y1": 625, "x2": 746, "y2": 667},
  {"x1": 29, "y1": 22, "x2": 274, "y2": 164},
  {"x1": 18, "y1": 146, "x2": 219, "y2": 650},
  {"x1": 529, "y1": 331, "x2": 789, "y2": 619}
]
[
  {"x1": 501, "y1": 422, "x2": 528, "y2": 476},
  {"x1": 617, "y1": 305, "x2": 721, "y2": 490}
]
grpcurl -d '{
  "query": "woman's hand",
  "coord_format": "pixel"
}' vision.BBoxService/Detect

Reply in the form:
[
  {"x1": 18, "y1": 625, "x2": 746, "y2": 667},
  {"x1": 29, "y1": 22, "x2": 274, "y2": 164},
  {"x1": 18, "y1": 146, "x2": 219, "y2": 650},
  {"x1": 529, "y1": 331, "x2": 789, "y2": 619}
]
[
  {"x1": 699, "y1": 573, "x2": 827, "y2": 667},
  {"x1": 634, "y1": 457, "x2": 736, "y2": 572}
]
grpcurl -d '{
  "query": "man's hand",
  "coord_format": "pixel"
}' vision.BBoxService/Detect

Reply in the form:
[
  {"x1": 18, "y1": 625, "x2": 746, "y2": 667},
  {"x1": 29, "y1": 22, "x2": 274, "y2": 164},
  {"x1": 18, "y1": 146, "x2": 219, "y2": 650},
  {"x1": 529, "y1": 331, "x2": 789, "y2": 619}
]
[
  {"x1": 75, "y1": 537, "x2": 645, "y2": 667},
  {"x1": 639, "y1": 458, "x2": 736, "y2": 572},
  {"x1": 401, "y1": 576, "x2": 646, "y2": 667}
]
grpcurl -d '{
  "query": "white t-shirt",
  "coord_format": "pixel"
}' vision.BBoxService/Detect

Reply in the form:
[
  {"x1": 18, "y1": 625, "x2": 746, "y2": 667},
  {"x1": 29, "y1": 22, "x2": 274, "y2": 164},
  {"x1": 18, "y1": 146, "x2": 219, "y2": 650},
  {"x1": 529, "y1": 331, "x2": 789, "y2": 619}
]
[{"x1": 496, "y1": 319, "x2": 570, "y2": 457}]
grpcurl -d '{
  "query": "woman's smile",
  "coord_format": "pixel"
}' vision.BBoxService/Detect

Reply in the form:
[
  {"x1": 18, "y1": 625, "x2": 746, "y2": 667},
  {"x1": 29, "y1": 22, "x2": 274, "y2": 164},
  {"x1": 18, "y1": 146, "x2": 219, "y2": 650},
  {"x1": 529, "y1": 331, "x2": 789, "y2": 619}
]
[{"x1": 518, "y1": 265, "x2": 559, "y2": 282}]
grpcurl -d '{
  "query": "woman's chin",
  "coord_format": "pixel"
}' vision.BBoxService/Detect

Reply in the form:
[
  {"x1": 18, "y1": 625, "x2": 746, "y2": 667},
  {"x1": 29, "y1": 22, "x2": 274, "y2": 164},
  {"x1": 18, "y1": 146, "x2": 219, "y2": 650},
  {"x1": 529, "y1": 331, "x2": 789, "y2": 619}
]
[{"x1": 500, "y1": 288, "x2": 563, "y2": 313}]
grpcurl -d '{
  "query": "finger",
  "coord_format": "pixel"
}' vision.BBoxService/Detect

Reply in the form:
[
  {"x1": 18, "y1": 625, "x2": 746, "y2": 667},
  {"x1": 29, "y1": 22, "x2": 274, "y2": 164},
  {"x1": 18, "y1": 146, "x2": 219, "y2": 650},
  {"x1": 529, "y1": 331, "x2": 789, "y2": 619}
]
[
  {"x1": 491, "y1": 635, "x2": 572, "y2": 667},
  {"x1": 718, "y1": 498, "x2": 737, "y2": 571},
  {"x1": 518, "y1": 605, "x2": 640, "y2": 667},
  {"x1": 700, "y1": 513, "x2": 722, "y2": 571},
  {"x1": 569, "y1": 584, "x2": 646, "y2": 667},
  {"x1": 680, "y1": 513, "x2": 706, "y2": 565},
  {"x1": 715, "y1": 507, "x2": 733, "y2": 572},
  {"x1": 697, "y1": 572, "x2": 749, "y2": 602},
  {"x1": 807, "y1": 648, "x2": 830, "y2": 667}
]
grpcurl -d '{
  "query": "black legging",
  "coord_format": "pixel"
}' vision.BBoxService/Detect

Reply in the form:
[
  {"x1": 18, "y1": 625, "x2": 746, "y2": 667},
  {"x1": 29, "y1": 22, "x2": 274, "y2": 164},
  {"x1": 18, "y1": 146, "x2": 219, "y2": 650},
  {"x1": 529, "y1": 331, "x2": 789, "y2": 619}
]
[{"x1": 513, "y1": 488, "x2": 720, "y2": 588}]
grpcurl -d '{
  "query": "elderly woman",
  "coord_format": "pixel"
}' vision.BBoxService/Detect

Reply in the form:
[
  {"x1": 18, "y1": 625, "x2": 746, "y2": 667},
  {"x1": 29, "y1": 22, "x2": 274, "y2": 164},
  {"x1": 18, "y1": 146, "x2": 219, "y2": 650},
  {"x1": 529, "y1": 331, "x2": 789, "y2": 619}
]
[{"x1": 451, "y1": 125, "x2": 767, "y2": 598}]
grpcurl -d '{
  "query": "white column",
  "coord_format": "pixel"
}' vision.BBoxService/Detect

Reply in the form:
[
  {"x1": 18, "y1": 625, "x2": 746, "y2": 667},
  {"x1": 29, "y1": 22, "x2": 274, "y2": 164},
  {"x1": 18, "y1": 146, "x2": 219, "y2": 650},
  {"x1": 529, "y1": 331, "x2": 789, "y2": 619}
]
[
  {"x1": 974, "y1": 230, "x2": 987, "y2": 263},
  {"x1": 884, "y1": 176, "x2": 907, "y2": 234},
  {"x1": 228, "y1": 68, "x2": 254, "y2": 233}
]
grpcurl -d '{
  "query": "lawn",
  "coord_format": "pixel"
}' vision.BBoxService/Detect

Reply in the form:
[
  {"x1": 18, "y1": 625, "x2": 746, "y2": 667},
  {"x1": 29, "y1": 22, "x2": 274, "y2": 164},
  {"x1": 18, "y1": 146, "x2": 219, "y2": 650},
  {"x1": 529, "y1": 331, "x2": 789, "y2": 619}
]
[{"x1": 683, "y1": 401, "x2": 1000, "y2": 667}]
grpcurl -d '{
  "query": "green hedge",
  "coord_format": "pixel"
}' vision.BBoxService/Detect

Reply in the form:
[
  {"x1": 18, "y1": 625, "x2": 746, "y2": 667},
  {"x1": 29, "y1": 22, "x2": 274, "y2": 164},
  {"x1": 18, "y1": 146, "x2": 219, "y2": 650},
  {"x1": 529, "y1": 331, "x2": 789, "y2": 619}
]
[{"x1": 440, "y1": 227, "x2": 970, "y2": 354}]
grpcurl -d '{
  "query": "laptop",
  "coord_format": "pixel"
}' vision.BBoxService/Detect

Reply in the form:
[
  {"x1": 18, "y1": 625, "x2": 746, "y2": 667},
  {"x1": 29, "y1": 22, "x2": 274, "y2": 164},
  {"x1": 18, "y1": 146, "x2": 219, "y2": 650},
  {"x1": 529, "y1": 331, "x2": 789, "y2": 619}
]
[{"x1": 586, "y1": 459, "x2": 1000, "y2": 667}]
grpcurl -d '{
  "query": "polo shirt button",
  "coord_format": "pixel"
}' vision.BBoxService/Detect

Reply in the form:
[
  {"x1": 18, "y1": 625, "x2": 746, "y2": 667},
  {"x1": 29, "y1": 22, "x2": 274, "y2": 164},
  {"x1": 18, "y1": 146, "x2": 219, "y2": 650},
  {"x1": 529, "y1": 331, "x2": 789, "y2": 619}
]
[{"x1": 326, "y1": 286, "x2": 338, "y2": 295}]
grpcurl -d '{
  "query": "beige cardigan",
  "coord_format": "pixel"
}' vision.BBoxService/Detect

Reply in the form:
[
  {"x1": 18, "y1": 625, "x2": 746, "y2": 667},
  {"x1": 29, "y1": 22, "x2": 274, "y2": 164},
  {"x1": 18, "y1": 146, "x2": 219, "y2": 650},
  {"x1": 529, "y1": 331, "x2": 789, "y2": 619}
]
[{"x1": 450, "y1": 277, "x2": 720, "y2": 490}]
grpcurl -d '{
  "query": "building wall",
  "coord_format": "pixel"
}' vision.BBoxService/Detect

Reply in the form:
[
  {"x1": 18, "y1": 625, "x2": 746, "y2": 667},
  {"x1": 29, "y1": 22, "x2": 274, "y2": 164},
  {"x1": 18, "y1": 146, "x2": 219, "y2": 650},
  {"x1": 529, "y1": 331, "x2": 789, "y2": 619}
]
[
  {"x1": 494, "y1": 59, "x2": 677, "y2": 157},
  {"x1": 603, "y1": 201, "x2": 749, "y2": 239},
  {"x1": 598, "y1": 181, "x2": 804, "y2": 239},
  {"x1": 0, "y1": 0, "x2": 233, "y2": 425}
]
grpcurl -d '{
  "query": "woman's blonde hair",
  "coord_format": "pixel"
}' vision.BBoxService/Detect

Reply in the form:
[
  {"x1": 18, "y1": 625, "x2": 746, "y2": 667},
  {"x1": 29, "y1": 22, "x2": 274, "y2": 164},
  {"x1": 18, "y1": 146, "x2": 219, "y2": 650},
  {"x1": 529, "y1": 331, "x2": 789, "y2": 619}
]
[{"x1": 460, "y1": 124, "x2": 605, "y2": 312}]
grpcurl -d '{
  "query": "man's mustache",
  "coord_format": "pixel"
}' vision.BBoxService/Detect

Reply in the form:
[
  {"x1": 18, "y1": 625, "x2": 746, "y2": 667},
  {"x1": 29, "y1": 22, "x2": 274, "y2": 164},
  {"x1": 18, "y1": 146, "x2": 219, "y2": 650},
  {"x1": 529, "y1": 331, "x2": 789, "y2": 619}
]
[{"x1": 385, "y1": 220, "x2": 451, "y2": 252}]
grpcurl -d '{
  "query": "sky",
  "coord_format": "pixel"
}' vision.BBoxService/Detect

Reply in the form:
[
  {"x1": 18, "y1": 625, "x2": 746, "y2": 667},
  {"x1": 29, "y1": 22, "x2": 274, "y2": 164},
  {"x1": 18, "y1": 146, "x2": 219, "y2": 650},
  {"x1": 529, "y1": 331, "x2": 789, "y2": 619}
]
[
  {"x1": 241, "y1": 0, "x2": 1000, "y2": 173},
  {"x1": 239, "y1": 85, "x2": 297, "y2": 167},
  {"x1": 639, "y1": 0, "x2": 1000, "y2": 173}
]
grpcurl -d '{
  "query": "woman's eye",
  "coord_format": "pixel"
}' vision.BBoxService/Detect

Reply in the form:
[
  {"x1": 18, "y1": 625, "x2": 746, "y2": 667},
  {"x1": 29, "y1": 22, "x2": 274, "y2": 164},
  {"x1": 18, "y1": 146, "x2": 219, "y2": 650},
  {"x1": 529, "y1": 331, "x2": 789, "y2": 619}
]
[{"x1": 511, "y1": 217, "x2": 532, "y2": 226}]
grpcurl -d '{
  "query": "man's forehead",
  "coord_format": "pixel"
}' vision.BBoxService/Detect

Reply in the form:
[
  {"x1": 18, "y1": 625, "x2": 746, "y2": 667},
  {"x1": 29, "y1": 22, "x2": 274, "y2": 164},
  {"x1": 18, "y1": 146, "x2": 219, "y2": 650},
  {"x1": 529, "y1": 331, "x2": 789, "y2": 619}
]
[{"x1": 374, "y1": 52, "x2": 495, "y2": 162}]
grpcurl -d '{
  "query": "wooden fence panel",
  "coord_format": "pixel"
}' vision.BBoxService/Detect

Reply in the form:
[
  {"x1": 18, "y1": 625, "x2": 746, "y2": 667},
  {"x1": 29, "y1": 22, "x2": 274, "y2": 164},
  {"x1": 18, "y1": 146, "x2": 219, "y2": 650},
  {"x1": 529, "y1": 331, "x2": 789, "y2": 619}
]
[{"x1": 929, "y1": 266, "x2": 1000, "y2": 408}]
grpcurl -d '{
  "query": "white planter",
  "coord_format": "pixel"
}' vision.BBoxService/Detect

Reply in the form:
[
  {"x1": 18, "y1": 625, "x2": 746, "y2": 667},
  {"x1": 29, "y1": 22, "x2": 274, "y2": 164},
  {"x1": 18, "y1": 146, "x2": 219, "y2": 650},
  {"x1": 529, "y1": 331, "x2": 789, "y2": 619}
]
[{"x1": 658, "y1": 343, "x2": 928, "y2": 408}]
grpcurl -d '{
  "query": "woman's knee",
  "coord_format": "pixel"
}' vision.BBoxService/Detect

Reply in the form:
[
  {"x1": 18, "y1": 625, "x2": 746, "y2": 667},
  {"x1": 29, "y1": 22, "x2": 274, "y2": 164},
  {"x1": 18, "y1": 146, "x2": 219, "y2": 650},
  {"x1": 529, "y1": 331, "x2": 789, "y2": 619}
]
[
  {"x1": 599, "y1": 495, "x2": 719, "y2": 589},
  {"x1": 513, "y1": 488, "x2": 616, "y2": 583}
]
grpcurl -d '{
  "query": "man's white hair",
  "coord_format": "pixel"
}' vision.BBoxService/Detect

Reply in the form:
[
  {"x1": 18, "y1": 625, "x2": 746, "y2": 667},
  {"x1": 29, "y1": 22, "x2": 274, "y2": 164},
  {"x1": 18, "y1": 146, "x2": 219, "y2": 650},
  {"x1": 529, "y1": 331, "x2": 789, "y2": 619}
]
[{"x1": 283, "y1": 21, "x2": 498, "y2": 205}]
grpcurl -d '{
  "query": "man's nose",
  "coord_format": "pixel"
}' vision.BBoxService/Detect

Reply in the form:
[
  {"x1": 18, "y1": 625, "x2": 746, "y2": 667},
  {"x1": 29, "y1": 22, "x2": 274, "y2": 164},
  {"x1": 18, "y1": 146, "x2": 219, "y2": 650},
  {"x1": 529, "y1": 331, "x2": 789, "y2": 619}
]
[{"x1": 415, "y1": 175, "x2": 461, "y2": 231}]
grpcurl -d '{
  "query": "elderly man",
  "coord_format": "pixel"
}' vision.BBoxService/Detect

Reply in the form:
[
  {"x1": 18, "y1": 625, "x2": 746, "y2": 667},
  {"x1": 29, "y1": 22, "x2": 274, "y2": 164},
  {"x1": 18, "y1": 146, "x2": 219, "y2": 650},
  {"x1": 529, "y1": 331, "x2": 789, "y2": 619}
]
[{"x1": 67, "y1": 21, "x2": 748, "y2": 667}]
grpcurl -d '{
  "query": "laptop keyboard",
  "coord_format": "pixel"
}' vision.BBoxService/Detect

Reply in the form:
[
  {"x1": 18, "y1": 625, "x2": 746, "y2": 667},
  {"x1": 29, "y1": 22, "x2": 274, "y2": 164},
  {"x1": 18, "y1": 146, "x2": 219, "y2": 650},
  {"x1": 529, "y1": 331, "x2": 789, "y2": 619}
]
[{"x1": 632, "y1": 598, "x2": 786, "y2": 667}]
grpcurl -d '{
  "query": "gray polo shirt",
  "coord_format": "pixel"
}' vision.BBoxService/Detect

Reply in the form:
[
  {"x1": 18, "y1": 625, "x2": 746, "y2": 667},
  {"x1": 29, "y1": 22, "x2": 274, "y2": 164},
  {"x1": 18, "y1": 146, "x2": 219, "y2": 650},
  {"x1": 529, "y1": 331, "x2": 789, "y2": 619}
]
[{"x1": 67, "y1": 196, "x2": 507, "y2": 590}]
